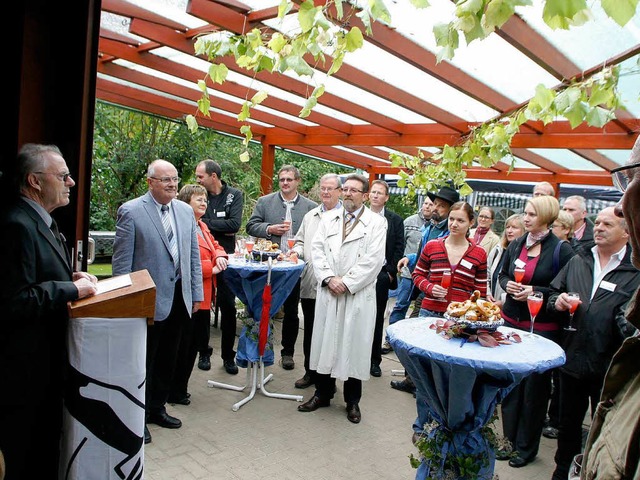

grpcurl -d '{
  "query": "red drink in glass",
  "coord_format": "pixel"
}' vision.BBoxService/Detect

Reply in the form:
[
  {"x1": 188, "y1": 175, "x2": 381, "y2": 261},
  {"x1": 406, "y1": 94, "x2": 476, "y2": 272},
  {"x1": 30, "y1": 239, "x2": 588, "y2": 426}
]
[
  {"x1": 514, "y1": 267, "x2": 525, "y2": 283},
  {"x1": 245, "y1": 240, "x2": 254, "y2": 253},
  {"x1": 565, "y1": 292, "x2": 580, "y2": 331},
  {"x1": 287, "y1": 238, "x2": 295, "y2": 250},
  {"x1": 527, "y1": 296, "x2": 542, "y2": 317},
  {"x1": 441, "y1": 270, "x2": 452, "y2": 288}
]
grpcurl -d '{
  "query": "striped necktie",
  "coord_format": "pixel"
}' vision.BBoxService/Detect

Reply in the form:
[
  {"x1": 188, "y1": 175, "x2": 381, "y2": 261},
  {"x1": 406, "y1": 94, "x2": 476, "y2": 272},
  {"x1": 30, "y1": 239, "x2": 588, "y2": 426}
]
[
  {"x1": 343, "y1": 212, "x2": 355, "y2": 239},
  {"x1": 161, "y1": 204, "x2": 179, "y2": 270}
]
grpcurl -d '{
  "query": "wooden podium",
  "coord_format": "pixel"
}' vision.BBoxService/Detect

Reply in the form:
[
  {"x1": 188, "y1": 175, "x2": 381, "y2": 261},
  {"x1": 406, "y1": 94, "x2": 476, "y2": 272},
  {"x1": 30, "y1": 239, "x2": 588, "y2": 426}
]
[
  {"x1": 60, "y1": 270, "x2": 156, "y2": 480},
  {"x1": 68, "y1": 269, "x2": 156, "y2": 323}
]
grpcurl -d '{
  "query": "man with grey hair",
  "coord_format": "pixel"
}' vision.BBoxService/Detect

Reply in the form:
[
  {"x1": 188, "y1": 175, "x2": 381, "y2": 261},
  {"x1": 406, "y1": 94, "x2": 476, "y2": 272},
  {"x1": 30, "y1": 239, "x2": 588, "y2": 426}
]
[
  {"x1": 548, "y1": 205, "x2": 640, "y2": 480},
  {"x1": 290, "y1": 173, "x2": 342, "y2": 389},
  {"x1": 246, "y1": 165, "x2": 317, "y2": 370},
  {"x1": 562, "y1": 195, "x2": 594, "y2": 252},
  {"x1": 0, "y1": 144, "x2": 97, "y2": 479},
  {"x1": 113, "y1": 159, "x2": 203, "y2": 444},
  {"x1": 533, "y1": 181, "x2": 556, "y2": 197}
]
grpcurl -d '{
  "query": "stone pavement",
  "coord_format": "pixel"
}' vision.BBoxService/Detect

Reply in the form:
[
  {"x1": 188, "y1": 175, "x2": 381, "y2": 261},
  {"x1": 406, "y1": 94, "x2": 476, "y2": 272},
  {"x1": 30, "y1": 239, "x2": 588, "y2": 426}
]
[{"x1": 144, "y1": 313, "x2": 559, "y2": 480}]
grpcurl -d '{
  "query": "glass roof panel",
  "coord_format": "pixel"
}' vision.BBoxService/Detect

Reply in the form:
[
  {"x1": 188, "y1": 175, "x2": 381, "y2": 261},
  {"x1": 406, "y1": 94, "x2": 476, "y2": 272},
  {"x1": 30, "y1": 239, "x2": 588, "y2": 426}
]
[
  {"x1": 597, "y1": 149, "x2": 634, "y2": 167},
  {"x1": 528, "y1": 149, "x2": 606, "y2": 171}
]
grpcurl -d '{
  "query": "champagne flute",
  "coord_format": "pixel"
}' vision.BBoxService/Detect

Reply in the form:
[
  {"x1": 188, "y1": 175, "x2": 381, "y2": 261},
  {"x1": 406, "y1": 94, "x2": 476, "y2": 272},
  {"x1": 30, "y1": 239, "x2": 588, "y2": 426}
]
[
  {"x1": 287, "y1": 238, "x2": 295, "y2": 251},
  {"x1": 514, "y1": 267, "x2": 525, "y2": 284},
  {"x1": 245, "y1": 237, "x2": 255, "y2": 262},
  {"x1": 564, "y1": 292, "x2": 580, "y2": 332},
  {"x1": 527, "y1": 291, "x2": 544, "y2": 337},
  {"x1": 441, "y1": 269, "x2": 452, "y2": 289}
]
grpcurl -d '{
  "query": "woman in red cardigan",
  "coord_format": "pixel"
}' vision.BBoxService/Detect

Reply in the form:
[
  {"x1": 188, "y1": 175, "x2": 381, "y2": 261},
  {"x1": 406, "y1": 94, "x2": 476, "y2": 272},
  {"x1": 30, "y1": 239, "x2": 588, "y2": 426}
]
[
  {"x1": 169, "y1": 184, "x2": 228, "y2": 405},
  {"x1": 412, "y1": 201, "x2": 488, "y2": 317}
]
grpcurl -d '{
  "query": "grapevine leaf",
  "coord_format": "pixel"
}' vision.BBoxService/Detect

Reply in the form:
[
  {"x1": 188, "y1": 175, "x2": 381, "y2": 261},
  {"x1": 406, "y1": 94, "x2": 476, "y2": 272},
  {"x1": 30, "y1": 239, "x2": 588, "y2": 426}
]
[
  {"x1": 564, "y1": 101, "x2": 590, "y2": 128},
  {"x1": 238, "y1": 102, "x2": 251, "y2": 122},
  {"x1": 369, "y1": 0, "x2": 392, "y2": 24},
  {"x1": 585, "y1": 106, "x2": 615, "y2": 127},
  {"x1": 239, "y1": 150, "x2": 251, "y2": 163},
  {"x1": 277, "y1": 0, "x2": 292, "y2": 19},
  {"x1": 267, "y1": 33, "x2": 287, "y2": 53},
  {"x1": 601, "y1": 0, "x2": 639, "y2": 26},
  {"x1": 543, "y1": 0, "x2": 589, "y2": 29},
  {"x1": 283, "y1": 54, "x2": 314, "y2": 76},
  {"x1": 345, "y1": 27, "x2": 364, "y2": 52},
  {"x1": 298, "y1": 0, "x2": 317, "y2": 33},
  {"x1": 208, "y1": 63, "x2": 228, "y2": 84},
  {"x1": 185, "y1": 114, "x2": 199, "y2": 134},
  {"x1": 197, "y1": 79, "x2": 208, "y2": 93},
  {"x1": 250, "y1": 90, "x2": 268, "y2": 105},
  {"x1": 197, "y1": 97, "x2": 210, "y2": 116}
]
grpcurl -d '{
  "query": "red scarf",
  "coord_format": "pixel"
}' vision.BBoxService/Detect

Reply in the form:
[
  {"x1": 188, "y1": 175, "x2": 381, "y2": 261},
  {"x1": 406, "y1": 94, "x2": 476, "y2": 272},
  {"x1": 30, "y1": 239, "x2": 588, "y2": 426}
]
[{"x1": 474, "y1": 226, "x2": 489, "y2": 244}]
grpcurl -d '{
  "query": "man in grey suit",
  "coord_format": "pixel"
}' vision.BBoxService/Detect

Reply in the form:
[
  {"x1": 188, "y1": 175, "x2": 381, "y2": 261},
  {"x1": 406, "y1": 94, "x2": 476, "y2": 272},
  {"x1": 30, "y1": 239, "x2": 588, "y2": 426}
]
[
  {"x1": 112, "y1": 159, "x2": 203, "y2": 445},
  {"x1": 246, "y1": 165, "x2": 317, "y2": 369}
]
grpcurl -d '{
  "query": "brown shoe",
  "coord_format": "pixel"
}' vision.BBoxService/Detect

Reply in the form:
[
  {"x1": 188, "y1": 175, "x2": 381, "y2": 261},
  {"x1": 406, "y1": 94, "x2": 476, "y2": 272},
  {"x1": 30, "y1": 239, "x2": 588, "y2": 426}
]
[
  {"x1": 346, "y1": 403, "x2": 361, "y2": 423},
  {"x1": 298, "y1": 395, "x2": 330, "y2": 412},
  {"x1": 294, "y1": 373, "x2": 313, "y2": 389},
  {"x1": 390, "y1": 378, "x2": 416, "y2": 395},
  {"x1": 381, "y1": 341, "x2": 393, "y2": 354}
]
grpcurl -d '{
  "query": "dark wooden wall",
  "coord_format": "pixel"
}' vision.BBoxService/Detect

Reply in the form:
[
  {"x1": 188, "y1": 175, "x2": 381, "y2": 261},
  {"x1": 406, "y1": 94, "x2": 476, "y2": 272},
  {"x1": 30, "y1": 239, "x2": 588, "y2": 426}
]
[{"x1": 3, "y1": 0, "x2": 101, "y2": 270}]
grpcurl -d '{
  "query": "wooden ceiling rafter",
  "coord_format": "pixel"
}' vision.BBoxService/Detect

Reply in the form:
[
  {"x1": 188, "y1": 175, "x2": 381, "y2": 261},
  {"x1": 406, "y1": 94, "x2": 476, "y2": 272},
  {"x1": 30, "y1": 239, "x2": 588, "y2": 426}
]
[{"x1": 95, "y1": 0, "x2": 640, "y2": 189}]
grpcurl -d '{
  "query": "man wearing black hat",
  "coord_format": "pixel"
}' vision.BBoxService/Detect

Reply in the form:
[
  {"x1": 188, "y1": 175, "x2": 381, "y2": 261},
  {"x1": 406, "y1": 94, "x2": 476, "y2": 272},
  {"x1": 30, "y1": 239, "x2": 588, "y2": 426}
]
[{"x1": 389, "y1": 185, "x2": 459, "y2": 395}]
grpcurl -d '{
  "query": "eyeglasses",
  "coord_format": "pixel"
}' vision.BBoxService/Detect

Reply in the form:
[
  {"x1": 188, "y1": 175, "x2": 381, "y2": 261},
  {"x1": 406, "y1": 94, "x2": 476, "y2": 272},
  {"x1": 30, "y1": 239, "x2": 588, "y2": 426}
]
[
  {"x1": 342, "y1": 187, "x2": 363, "y2": 194},
  {"x1": 478, "y1": 215, "x2": 492, "y2": 220},
  {"x1": 150, "y1": 176, "x2": 181, "y2": 184},
  {"x1": 320, "y1": 186, "x2": 338, "y2": 192},
  {"x1": 34, "y1": 171, "x2": 72, "y2": 182},
  {"x1": 611, "y1": 161, "x2": 640, "y2": 193},
  {"x1": 279, "y1": 177, "x2": 296, "y2": 183}
]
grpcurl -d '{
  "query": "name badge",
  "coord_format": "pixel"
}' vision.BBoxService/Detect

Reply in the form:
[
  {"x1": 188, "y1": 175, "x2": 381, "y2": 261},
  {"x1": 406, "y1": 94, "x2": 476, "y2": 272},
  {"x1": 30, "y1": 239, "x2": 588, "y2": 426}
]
[
  {"x1": 514, "y1": 259, "x2": 526, "y2": 268},
  {"x1": 460, "y1": 259, "x2": 473, "y2": 269},
  {"x1": 216, "y1": 211, "x2": 226, "y2": 217},
  {"x1": 600, "y1": 280, "x2": 616, "y2": 292}
]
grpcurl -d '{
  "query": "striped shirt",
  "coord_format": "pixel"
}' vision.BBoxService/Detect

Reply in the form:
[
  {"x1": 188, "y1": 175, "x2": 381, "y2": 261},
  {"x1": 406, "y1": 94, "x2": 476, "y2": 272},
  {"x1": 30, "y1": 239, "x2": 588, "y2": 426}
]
[{"x1": 412, "y1": 237, "x2": 488, "y2": 313}]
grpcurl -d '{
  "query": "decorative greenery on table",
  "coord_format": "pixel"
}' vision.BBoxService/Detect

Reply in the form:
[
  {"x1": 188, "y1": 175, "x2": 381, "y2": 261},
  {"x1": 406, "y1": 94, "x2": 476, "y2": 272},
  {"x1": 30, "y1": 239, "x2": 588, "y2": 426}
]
[{"x1": 410, "y1": 411, "x2": 513, "y2": 480}]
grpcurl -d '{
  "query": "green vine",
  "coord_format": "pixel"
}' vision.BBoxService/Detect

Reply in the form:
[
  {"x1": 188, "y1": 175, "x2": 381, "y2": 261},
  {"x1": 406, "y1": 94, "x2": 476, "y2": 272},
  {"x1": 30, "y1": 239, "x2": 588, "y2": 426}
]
[
  {"x1": 409, "y1": 411, "x2": 512, "y2": 479},
  {"x1": 391, "y1": 65, "x2": 626, "y2": 196},
  {"x1": 187, "y1": 0, "x2": 638, "y2": 173}
]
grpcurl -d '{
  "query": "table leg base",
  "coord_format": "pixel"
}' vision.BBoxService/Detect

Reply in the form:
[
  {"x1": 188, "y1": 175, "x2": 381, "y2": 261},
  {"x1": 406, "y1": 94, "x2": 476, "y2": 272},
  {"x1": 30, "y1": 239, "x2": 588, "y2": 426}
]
[{"x1": 207, "y1": 360, "x2": 303, "y2": 411}]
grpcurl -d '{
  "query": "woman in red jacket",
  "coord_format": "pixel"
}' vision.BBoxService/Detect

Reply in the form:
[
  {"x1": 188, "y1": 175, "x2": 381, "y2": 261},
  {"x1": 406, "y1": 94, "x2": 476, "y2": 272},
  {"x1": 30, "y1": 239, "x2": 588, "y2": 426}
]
[
  {"x1": 412, "y1": 201, "x2": 488, "y2": 317},
  {"x1": 169, "y1": 184, "x2": 228, "y2": 405}
]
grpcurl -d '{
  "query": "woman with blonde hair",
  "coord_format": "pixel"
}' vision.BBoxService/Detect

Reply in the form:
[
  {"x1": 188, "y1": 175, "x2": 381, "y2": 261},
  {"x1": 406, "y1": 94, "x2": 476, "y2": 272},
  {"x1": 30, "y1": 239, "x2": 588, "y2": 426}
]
[
  {"x1": 552, "y1": 209, "x2": 575, "y2": 242},
  {"x1": 496, "y1": 195, "x2": 574, "y2": 468},
  {"x1": 486, "y1": 213, "x2": 525, "y2": 307}
]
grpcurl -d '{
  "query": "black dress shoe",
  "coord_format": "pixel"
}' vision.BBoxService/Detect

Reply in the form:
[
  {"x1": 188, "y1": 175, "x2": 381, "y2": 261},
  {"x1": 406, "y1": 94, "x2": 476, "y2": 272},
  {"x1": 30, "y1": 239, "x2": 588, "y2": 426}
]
[
  {"x1": 147, "y1": 412, "x2": 182, "y2": 429},
  {"x1": 198, "y1": 354, "x2": 211, "y2": 371},
  {"x1": 144, "y1": 425, "x2": 152, "y2": 444},
  {"x1": 370, "y1": 363, "x2": 382, "y2": 377},
  {"x1": 508, "y1": 456, "x2": 530, "y2": 468},
  {"x1": 223, "y1": 359, "x2": 239, "y2": 375},
  {"x1": 298, "y1": 395, "x2": 330, "y2": 412},
  {"x1": 390, "y1": 378, "x2": 416, "y2": 394},
  {"x1": 346, "y1": 403, "x2": 361, "y2": 424},
  {"x1": 168, "y1": 395, "x2": 191, "y2": 406}
]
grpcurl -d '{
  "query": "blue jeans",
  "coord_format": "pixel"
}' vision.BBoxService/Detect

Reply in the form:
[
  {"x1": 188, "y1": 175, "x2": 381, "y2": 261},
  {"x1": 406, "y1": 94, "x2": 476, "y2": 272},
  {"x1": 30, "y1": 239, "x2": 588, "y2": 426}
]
[{"x1": 388, "y1": 276, "x2": 413, "y2": 324}]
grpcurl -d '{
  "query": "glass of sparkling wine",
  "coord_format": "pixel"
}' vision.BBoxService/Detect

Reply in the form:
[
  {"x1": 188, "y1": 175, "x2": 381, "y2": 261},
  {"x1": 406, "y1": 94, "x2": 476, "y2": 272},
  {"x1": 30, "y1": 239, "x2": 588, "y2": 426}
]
[
  {"x1": 245, "y1": 237, "x2": 255, "y2": 262},
  {"x1": 527, "y1": 291, "x2": 544, "y2": 337},
  {"x1": 565, "y1": 292, "x2": 580, "y2": 332},
  {"x1": 514, "y1": 267, "x2": 525, "y2": 284}
]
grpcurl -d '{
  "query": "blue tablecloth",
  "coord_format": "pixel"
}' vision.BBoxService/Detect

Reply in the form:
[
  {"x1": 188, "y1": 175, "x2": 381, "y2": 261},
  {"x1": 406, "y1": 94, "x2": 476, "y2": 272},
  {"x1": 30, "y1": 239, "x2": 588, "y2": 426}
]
[
  {"x1": 388, "y1": 317, "x2": 565, "y2": 480},
  {"x1": 222, "y1": 257, "x2": 304, "y2": 367}
]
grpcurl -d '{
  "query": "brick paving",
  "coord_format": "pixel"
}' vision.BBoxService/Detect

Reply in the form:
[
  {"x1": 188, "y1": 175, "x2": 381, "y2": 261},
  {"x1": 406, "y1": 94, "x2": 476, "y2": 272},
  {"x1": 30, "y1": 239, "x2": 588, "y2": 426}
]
[{"x1": 143, "y1": 312, "x2": 558, "y2": 480}]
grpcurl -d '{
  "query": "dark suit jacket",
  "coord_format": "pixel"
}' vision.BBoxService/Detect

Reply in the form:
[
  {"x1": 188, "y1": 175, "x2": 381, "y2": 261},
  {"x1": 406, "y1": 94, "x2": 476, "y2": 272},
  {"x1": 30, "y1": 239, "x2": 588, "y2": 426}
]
[
  {"x1": 382, "y1": 209, "x2": 405, "y2": 290},
  {"x1": 0, "y1": 198, "x2": 78, "y2": 404}
]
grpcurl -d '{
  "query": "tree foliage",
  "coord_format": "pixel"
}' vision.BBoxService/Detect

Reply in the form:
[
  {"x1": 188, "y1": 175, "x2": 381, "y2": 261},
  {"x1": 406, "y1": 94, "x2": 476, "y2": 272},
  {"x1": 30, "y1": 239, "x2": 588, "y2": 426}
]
[{"x1": 91, "y1": 103, "x2": 353, "y2": 231}]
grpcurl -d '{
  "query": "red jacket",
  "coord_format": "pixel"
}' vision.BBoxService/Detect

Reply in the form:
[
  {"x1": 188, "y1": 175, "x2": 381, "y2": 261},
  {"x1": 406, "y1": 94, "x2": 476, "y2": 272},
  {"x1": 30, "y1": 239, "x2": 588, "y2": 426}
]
[
  {"x1": 412, "y1": 236, "x2": 487, "y2": 313},
  {"x1": 198, "y1": 220, "x2": 227, "y2": 311}
]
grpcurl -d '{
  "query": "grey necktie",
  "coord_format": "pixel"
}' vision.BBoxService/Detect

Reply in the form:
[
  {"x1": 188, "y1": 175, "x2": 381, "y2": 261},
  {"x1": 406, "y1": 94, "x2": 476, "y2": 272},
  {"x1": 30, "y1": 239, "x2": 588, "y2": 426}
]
[{"x1": 161, "y1": 204, "x2": 179, "y2": 270}]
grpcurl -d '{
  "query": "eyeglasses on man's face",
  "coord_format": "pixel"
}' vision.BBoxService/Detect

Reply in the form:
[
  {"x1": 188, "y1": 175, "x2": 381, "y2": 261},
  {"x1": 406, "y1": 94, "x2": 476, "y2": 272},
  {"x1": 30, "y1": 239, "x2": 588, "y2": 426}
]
[
  {"x1": 279, "y1": 177, "x2": 296, "y2": 183},
  {"x1": 319, "y1": 186, "x2": 338, "y2": 193},
  {"x1": 342, "y1": 187, "x2": 363, "y2": 194},
  {"x1": 611, "y1": 161, "x2": 640, "y2": 193},
  {"x1": 34, "y1": 171, "x2": 73, "y2": 182},
  {"x1": 150, "y1": 176, "x2": 181, "y2": 184}
]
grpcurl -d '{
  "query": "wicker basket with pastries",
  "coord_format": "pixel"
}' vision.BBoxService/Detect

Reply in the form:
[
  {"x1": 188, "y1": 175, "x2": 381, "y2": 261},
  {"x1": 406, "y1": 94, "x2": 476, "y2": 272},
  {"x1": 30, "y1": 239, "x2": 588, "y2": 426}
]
[{"x1": 444, "y1": 290, "x2": 504, "y2": 333}]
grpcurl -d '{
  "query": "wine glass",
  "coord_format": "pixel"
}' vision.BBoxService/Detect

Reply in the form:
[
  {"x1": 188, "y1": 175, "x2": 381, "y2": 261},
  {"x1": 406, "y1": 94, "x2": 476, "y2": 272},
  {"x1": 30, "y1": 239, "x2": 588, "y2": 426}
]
[
  {"x1": 441, "y1": 269, "x2": 452, "y2": 289},
  {"x1": 565, "y1": 292, "x2": 580, "y2": 331},
  {"x1": 527, "y1": 291, "x2": 544, "y2": 337},
  {"x1": 514, "y1": 267, "x2": 525, "y2": 284},
  {"x1": 245, "y1": 237, "x2": 255, "y2": 262},
  {"x1": 287, "y1": 238, "x2": 295, "y2": 251}
]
